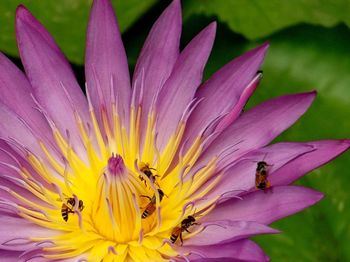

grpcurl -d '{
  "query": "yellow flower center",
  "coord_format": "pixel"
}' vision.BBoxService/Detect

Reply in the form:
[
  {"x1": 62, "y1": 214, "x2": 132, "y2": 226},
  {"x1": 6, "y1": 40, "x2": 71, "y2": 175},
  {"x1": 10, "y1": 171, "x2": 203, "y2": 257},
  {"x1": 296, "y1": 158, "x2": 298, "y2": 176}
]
[{"x1": 10, "y1": 100, "x2": 222, "y2": 261}]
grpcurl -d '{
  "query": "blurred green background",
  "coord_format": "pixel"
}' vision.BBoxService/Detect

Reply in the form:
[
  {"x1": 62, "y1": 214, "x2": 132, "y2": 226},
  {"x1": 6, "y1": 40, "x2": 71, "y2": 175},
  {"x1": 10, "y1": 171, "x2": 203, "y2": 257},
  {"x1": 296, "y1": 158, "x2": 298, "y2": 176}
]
[{"x1": 0, "y1": 0, "x2": 349, "y2": 261}]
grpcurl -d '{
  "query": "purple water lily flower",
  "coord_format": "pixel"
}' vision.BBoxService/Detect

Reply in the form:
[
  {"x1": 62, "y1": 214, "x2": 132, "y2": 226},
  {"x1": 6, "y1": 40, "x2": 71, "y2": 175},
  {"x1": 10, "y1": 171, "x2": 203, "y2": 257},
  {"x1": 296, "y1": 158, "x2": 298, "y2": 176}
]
[{"x1": 0, "y1": 0, "x2": 348, "y2": 261}]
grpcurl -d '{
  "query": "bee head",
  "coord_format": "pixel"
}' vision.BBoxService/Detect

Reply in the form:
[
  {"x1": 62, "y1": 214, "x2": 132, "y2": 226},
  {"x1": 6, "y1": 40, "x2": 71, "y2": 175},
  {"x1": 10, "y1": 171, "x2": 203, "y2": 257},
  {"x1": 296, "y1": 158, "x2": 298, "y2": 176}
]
[
  {"x1": 187, "y1": 215, "x2": 196, "y2": 223},
  {"x1": 257, "y1": 161, "x2": 267, "y2": 171}
]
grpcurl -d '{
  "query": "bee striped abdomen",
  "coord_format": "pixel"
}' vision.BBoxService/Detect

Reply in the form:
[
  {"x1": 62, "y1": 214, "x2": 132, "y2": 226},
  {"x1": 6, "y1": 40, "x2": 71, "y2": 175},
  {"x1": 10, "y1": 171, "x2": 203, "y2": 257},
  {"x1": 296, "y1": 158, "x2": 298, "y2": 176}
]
[
  {"x1": 170, "y1": 227, "x2": 181, "y2": 243},
  {"x1": 61, "y1": 203, "x2": 73, "y2": 222},
  {"x1": 141, "y1": 210, "x2": 149, "y2": 219},
  {"x1": 170, "y1": 234, "x2": 177, "y2": 243}
]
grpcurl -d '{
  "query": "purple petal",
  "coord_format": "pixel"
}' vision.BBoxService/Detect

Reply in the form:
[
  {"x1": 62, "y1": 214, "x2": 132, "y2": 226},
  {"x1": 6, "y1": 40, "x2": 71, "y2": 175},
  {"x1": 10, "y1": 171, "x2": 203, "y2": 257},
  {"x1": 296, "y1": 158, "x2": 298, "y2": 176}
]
[
  {"x1": 203, "y1": 142, "x2": 315, "y2": 201},
  {"x1": 0, "y1": 177, "x2": 43, "y2": 211},
  {"x1": 0, "y1": 139, "x2": 54, "y2": 194},
  {"x1": 15, "y1": 6, "x2": 89, "y2": 156},
  {"x1": 196, "y1": 91, "x2": 316, "y2": 170},
  {"x1": 203, "y1": 186, "x2": 323, "y2": 224},
  {"x1": 182, "y1": 44, "x2": 268, "y2": 147},
  {"x1": 85, "y1": 0, "x2": 131, "y2": 126},
  {"x1": 214, "y1": 73, "x2": 262, "y2": 133},
  {"x1": 183, "y1": 220, "x2": 278, "y2": 246},
  {"x1": 0, "y1": 250, "x2": 22, "y2": 261},
  {"x1": 156, "y1": 22, "x2": 216, "y2": 149},
  {"x1": 0, "y1": 53, "x2": 55, "y2": 150},
  {"x1": 179, "y1": 239, "x2": 268, "y2": 261},
  {"x1": 132, "y1": 0, "x2": 181, "y2": 146},
  {"x1": 271, "y1": 140, "x2": 350, "y2": 186},
  {"x1": 190, "y1": 259, "x2": 262, "y2": 262},
  {"x1": 0, "y1": 103, "x2": 45, "y2": 159},
  {"x1": 0, "y1": 215, "x2": 54, "y2": 251}
]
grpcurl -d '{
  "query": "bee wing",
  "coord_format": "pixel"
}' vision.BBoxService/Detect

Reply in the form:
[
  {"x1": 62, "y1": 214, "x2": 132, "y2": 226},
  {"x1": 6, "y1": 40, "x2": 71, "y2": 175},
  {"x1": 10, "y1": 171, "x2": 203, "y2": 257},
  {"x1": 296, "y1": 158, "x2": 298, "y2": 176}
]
[{"x1": 171, "y1": 226, "x2": 182, "y2": 235}]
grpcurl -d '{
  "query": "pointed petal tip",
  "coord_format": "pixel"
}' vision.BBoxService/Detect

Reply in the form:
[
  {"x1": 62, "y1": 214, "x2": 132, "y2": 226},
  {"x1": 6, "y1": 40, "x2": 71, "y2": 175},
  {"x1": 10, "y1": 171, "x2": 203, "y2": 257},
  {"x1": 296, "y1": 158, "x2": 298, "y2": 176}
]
[
  {"x1": 295, "y1": 90, "x2": 317, "y2": 103},
  {"x1": 250, "y1": 41, "x2": 269, "y2": 57},
  {"x1": 171, "y1": 0, "x2": 181, "y2": 8},
  {"x1": 302, "y1": 186, "x2": 324, "y2": 205},
  {"x1": 259, "y1": 41, "x2": 270, "y2": 52},
  {"x1": 316, "y1": 191, "x2": 325, "y2": 202},
  {"x1": 92, "y1": 0, "x2": 112, "y2": 8},
  {"x1": 164, "y1": 0, "x2": 182, "y2": 17},
  {"x1": 341, "y1": 139, "x2": 350, "y2": 146},
  {"x1": 262, "y1": 41, "x2": 270, "y2": 49},
  {"x1": 204, "y1": 21, "x2": 217, "y2": 36},
  {"x1": 15, "y1": 4, "x2": 32, "y2": 22},
  {"x1": 270, "y1": 227, "x2": 282, "y2": 234},
  {"x1": 309, "y1": 89, "x2": 318, "y2": 95},
  {"x1": 209, "y1": 21, "x2": 217, "y2": 31}
]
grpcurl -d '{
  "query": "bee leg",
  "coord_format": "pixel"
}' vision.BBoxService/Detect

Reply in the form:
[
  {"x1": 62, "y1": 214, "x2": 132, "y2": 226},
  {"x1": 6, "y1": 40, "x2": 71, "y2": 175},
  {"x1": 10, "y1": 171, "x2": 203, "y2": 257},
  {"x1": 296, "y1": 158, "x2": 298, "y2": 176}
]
[
  {"x1": 179, "y1": 232, "x2": 183, "y2": 246},
  {"x1": 185, "y1": 228, "x2": 191, "y2": 233},
  {"x1": 264, "y1": 181, "x2": 272, "y2": 193}
]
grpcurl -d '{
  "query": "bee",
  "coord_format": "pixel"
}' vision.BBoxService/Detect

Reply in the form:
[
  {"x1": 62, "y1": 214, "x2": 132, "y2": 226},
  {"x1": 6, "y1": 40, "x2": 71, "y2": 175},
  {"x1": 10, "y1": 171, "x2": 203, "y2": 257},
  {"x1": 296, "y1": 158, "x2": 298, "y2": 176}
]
[
  {"x1": 170, "y1": 215, "x2": 199, "y2": 245},
  {"x1": 139, "y1": 162, "x2": 159, "y2": 186},
  {"x1": 255, "y1": 161, "x2": 271, "y2": 190},
  {"x1": 141, "y1": 189, "x2": 165, "y2": 219},
  {"x1": 61, "y1": 197, "x2": 84, "y2": 222}
]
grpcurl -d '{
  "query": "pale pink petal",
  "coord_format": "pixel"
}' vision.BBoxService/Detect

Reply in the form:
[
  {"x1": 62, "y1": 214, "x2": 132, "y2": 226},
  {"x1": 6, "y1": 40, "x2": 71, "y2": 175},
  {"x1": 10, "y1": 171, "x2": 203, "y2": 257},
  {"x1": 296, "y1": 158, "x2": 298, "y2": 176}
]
[
  {"x1": 183, "y1": 44, "x2": 268, "y2": 147},
  {"x1": 183, "y1": 220, "x2": 278, "y2": 246},
  {"x1": 271, "y1": 140, "x2": 350, "y2": 186},
  {"x1": 132, "y1": 0, "x2": 181, "y2": 147},
  {"x1": 156, "y1": 22, "x2": 216, "y2": 149},
  {"x1": 196, "y1": 91, "x2": 316, "y2": 170},
  {"x1": 15, "y1": 6, "x2": 89, "y2": 157},
  {"x1": 179, "y1": 239, "x2": 268, "y2": 261},
  {"x1": 0, "y1": 53, "x2": 55, "y2": 149},
  {"x1": 85, "y1": 0, "x2": 131, "y2": 127},
  {"x1": 0, "y1": 103, "x2": 45, "y2": 159},
  {"x1": 203, "y1": 186, "x2": 323, "y2": 224},
  {"x1": 0, "y1": 250, "x2": 22, "y2": 261},
  {"x1": 203, "y1": 142, "x2": 315, "y2": 201},
  {"x1": 0, "y1": 215, "x2": 55, "y2": 251}
]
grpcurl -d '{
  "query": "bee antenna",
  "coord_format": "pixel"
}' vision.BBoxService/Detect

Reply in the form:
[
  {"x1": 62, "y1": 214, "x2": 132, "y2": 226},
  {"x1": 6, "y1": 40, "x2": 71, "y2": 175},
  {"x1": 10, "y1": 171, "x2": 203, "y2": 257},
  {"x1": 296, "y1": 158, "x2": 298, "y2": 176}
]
[
  {"x1": 192, "y1": 208, "x2": 197, "y2": 217},
  {"x1": 262, "y1": 152, "x2": 268, "y2": 161}
]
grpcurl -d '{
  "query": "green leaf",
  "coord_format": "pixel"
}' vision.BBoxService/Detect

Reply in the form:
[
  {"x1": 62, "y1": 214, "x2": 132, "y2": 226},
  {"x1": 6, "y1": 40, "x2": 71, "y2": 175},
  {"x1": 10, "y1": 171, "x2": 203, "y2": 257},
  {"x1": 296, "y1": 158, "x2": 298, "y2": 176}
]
[
  {"x1": 183, "y1": 0, "x2": 350, "y2": 40},
  {"x1": 0, "y1": 0, "x2": 156, "y2": 64}
]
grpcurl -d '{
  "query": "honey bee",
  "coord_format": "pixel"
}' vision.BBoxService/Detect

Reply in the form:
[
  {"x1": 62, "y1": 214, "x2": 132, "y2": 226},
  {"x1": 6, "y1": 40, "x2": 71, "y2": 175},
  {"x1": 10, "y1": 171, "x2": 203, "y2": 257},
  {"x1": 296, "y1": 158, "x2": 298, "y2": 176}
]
[
  {"x1": 170, "y1": 215, "x2": 199, "y2": 245},
  {"x1": 61, "y1": 197, "x2": 84, "y2": 222},
  {"x1": 141, "y1": 189, "x2": 165, "y2": 219},
  {"x1": 255, "y1": 161, "x2": 271, "y2": 190},
  {"x1": 139, "y1": 163, "x2": 159, "y2": 186}
]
